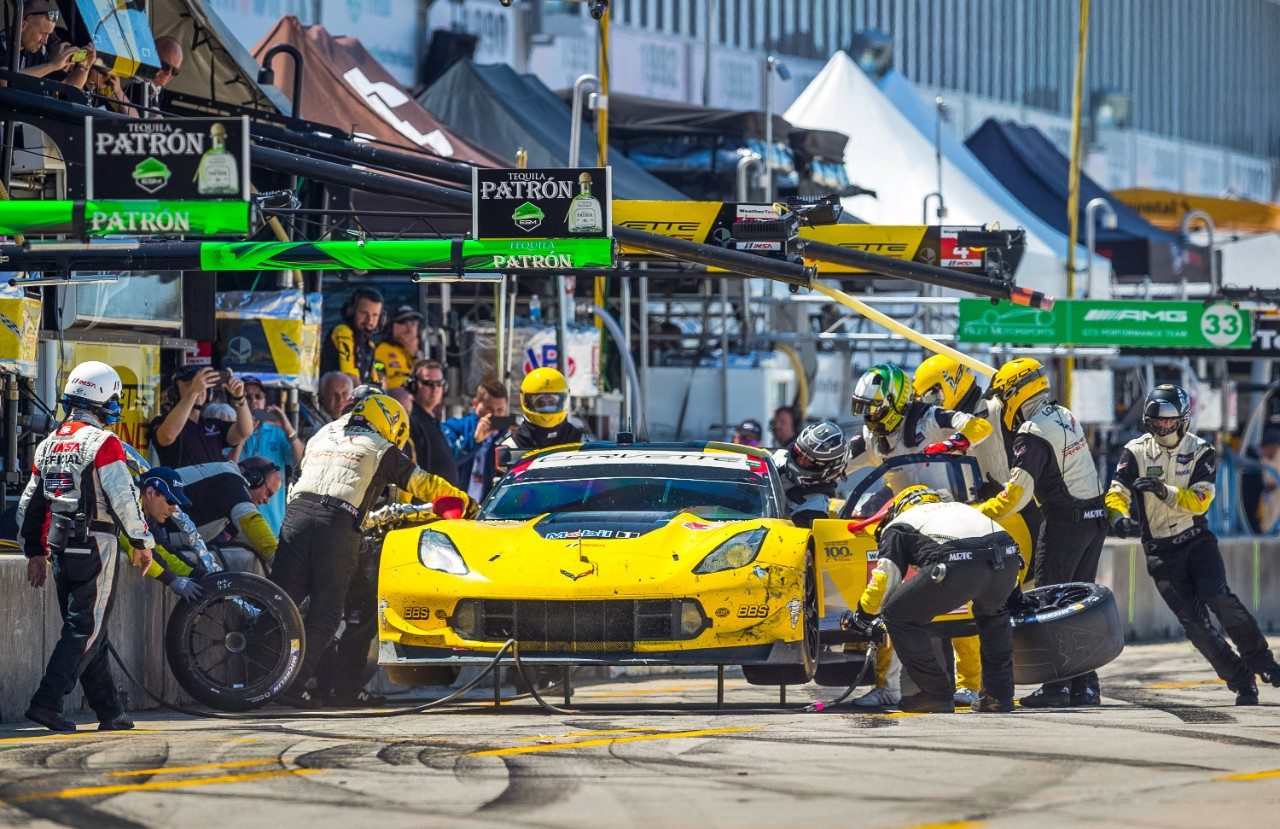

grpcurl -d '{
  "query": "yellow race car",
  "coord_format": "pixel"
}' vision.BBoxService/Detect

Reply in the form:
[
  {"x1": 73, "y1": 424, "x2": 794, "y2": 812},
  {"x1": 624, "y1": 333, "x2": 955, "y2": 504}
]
[{"x1": 378, "y1": 441, "x2": 830, "y2": 685}]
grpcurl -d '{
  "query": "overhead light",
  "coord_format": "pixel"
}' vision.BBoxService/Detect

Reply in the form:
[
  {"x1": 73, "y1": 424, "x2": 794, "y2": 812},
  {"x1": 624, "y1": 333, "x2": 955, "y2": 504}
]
[
  {"x1": 24, "y1": 241, "x2": 140, "y2": 252},
  {"x1": 8, "y1": 273, "x2": 120, "y2": 288},
  {"x1": 850, "y1": 29, "x2": 894, "y2": 78},
  {"x1": 1091, "y1": 88, "x2": 1131, "y2": 130},
  {"x1": 412, "y1": 272, "x2": 505, "y2": 283}
]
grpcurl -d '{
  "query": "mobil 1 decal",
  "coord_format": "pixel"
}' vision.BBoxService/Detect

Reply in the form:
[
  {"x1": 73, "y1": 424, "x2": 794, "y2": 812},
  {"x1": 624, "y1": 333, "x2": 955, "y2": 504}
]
[
  {"x1": 472, "y1": 167, "x2": 612, "y2": 240},
  {"x1": 86, "y1": 116, "x2": 249, "y2": 200}
]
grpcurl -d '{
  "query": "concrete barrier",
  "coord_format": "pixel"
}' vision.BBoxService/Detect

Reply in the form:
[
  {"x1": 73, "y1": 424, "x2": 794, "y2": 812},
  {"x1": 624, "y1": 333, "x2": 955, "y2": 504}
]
[{"x1": 3, "y1": 536, "x2": 1280, "y2": 722}]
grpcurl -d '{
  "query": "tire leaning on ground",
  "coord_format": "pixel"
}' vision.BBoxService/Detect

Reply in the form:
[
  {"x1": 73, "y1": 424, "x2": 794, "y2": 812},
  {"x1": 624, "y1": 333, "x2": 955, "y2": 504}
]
[
  {"x1": 1011, "y1": 582, "x2": 1124, "y2": 685},
  {"x1": 165, "y1": 571, "x2": 305, "y2": 712}
]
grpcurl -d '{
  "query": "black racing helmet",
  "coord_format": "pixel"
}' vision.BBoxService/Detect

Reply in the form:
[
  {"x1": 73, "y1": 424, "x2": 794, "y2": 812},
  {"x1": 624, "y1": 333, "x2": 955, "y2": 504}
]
[
  {"x1": 787, "y1": 420, "x2": 848, "y2": 485},
  {"x1": 1143, "y1": 384, "x2": 1191, "y2": 441}
]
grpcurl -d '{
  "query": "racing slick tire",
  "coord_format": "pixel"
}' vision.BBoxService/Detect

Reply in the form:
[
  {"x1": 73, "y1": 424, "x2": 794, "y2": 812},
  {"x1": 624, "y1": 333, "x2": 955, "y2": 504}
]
[
  {"x1": 165, "y1": 571, "x2": 305, "y2": 712},
  {"x1": 384, "y1": 665, "x2": 462, "y2": 687},
  {"x1": 1011, "y1": 582, "x2": 1124, "y2": 685},
  {"x1": 741, "y1": 550, "x2": 820, "y2": 686}
]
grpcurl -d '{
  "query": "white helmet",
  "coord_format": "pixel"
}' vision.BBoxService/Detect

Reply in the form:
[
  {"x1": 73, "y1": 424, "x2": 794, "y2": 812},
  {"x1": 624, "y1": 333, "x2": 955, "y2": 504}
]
[{"x1": 63, "y1": 361, "x2": 123, "y2": 423}]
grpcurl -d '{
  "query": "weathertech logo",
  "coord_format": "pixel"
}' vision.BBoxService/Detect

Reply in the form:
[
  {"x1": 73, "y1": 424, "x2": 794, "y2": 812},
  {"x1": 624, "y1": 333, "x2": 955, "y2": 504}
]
[{"x1": 1083, "y1": 309, "x2": 1188, "y2": 323}]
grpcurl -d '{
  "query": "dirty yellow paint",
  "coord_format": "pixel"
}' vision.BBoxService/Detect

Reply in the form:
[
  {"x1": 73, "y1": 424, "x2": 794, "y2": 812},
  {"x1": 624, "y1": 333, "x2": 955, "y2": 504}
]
[
  {"x1": 0, "y1": 731, "x2": 158, "y2": 745},
  {"x1": 1147, "y1": 679, "x2": 1226, "y2": 689},
  {"x1": 1215, "y1": 768, "x2": 1280, "y2": 782},
  {"x1": 904, "y1": 822, "x2": 987, "y2": 829},
  {"x1": 11, "y1": 768, "x2": 320, "y2": 801},
  {"x1": 519, "y1": 728, "x2": 664, "y2": 740},
  {"x1": 468, "y1": 727, "x2": 760, "y2": 757},
  {"x1": 109, "y1": 758, "x2": 277, "y2": 778}
]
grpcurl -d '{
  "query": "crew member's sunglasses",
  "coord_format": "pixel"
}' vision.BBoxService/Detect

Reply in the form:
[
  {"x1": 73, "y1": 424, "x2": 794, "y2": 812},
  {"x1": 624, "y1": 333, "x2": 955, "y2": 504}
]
[
  {"x1": 26, "y1": 10, "x2": 59, "y2": 21},
  {"x1": 418, "y1": 378, "x2": 446, "y2": 388},
  {"x1": 160, "y1": 61, "x2": 180, "y2": 77}
]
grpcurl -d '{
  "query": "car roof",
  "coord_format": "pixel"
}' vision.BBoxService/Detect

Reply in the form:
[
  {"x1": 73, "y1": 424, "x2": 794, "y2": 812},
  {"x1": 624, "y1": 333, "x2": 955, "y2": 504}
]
[{"x1": 520, "y1": 440, "x2": 774, "y2": 472}]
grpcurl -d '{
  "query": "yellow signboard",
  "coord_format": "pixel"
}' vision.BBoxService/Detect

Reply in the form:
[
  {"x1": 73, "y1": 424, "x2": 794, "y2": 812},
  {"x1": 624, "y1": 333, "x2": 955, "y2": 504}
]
[
  {"x1": 613, "y1": 201, "x2": 955, "y2": 273},
  {"x1": 58, "y1": 342, "x2": 161, "y2": 455},
  {"x1": 1113, "y1": 188, "x2": 1280, "y2": 234},
  {"x1": 0, "y1": 291, "x2": 41, "y2": 378}
]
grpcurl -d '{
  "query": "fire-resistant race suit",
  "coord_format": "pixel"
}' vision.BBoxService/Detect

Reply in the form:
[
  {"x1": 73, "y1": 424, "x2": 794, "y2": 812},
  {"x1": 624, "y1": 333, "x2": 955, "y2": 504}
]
[
  {"x1": 177, "y1": 462, "x2": 278, "y2": 567},
  {"x1": 979, "y1": 399, "x2": 1105, "y2": 705},
  {"x1": 18, "y1": 415, "x2": 154, "y2": 724},
  {"x1": 271, "y1": 417, "x2": 474, "y2": 699},
  {"x1": 844, "y1": 402, "x2": 994, "y2": 488},
  {"x1": 856, "y1": 493, "x2": 1021, "y2": 712},
  {"x1": 1108, "y1": 431, "x2": 1280, "y2": 699}
]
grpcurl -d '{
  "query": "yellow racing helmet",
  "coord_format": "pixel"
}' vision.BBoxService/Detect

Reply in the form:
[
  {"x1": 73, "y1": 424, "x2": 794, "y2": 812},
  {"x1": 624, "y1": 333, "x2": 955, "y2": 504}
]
[
  {"x1": 913, "y1": 354, "x2": 978, "y2": 411},
  {"x1": 349, "y1": 393, "x2": 410, "y2": 448},
  {"x1": 520, "y1": 367, "x2": 569, "y2": 429},
  {"x1": 988, "y1": 358, "x2": 1050, "y2": 430},
  {"x1": 877, "y1": 485, "x2": 942, "y2": 539}
]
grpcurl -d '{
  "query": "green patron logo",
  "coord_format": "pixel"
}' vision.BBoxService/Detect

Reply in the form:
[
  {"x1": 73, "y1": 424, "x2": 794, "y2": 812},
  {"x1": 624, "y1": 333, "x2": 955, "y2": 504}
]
[
  {"x1": 957, "y1": 299, "x2": 1251, "y2": 349},
  {"x1": 512, "y1": 202, "x2": 545, "y2": 233},
  {"x1": 132, "y1": 157, "x2": 172, "y2": 194}
]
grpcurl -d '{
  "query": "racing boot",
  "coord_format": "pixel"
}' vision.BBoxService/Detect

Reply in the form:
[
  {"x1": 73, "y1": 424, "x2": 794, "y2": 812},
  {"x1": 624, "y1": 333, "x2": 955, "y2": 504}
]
[
  {"x1": 853, "y1": 687, "x2": 901, "y2": 708},
  {"x1": 971, "y1": 694, "x2": 1015, "y2": 713},
  {"x1": 99, "y1": 715, "x2": 135, "y2": 731},
  {"x1": 1069, "y1": 673, "x2": 1101, "y2": 707},
  {"x1": 1018, "y1": 682, "x2": 1071, "y2": 709},
  {"x1": 25, "y1": 705, "x2": 75, "y2": 733},
  {"x1": 1229, "y1": 675, "x2": 1259, "y2": 706},
  {"x1": 898, "y1": 692, "x2": 955, "y2": 714},
  {"x1": 278, "y1": 678, "x2": 324, "y2": 710}
]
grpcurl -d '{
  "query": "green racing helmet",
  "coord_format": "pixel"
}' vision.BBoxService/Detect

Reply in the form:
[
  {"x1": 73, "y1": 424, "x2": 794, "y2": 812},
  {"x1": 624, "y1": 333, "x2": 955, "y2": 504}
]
[{"x1": 850, "y1": 363, "x2": 912, "y2": 436}]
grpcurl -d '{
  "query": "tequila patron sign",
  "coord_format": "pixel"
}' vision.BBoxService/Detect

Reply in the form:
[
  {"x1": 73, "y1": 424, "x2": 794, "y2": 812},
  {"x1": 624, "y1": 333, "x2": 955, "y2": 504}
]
[
  {"x1": 86, "y1": 116, "x2": 250, "y2": 201},
  {"x1": 472, "y1": 167, "x2": 612, "y2": 240}
]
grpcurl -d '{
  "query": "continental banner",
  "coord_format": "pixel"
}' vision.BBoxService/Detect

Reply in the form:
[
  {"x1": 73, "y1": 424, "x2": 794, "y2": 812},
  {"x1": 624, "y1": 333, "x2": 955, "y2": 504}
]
[
  {"x1": 215, "y1": 290, "x2": 322, "y2": 391},
  {"x1": 612, "y1": 201, "x2": 1009, "y2": 274},
  {"x1": 58, "y1": 342, "x2": 160, "y2": 454},
  {"x1": 1113, "y1": 188, "x2": 1280, "y2": 235},
  {"x1": 197, "y1": 238, "x2": 615, "y2": 272},
  {"x1": 0, "y1": 287, "x2": 41, "y2": 378},
  {"x1": 0, "y1": 200, "x2": 250, "y2": 237}
]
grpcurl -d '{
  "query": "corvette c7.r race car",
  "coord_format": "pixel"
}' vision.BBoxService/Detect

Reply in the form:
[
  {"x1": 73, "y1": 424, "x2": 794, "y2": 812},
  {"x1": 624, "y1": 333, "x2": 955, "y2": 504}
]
[
  {"x1": 378, "y1": 441, "x2": 838, "y2": 685},
  {"x1": 377, "y1": 441, "x2": 1124, "y2": 690}
]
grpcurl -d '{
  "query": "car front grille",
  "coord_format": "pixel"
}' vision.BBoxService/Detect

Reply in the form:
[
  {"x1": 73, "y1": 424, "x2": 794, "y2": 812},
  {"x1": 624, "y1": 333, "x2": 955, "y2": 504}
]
[{"x1": 451, "y1": 599, "x2": 708, "y2": 651}]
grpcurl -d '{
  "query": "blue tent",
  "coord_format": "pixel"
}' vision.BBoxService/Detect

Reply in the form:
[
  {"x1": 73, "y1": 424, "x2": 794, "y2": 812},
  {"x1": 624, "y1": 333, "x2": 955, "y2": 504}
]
[{"x1": 965, "y1": 119, "x2": 1210, "y2": 281}]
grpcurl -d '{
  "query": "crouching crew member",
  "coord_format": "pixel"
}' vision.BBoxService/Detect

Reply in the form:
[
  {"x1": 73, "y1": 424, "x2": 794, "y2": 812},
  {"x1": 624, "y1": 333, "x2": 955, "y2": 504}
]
[
  {"x1": 1108, "y1": 384, "x2": 1280, "y2": 705},
  {"x1": 848, "y1": 486, "x2": 1022, "y2": 713},
  {"x1": 977, "y1": 358, "x2": 1107, "y2": 709}
]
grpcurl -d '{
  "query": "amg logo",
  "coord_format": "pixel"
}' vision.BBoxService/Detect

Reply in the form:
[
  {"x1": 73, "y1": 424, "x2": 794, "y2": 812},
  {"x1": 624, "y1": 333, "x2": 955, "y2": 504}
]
[{"x1": 1083, "y1": 309, "x2": 1188, "y2": 323}]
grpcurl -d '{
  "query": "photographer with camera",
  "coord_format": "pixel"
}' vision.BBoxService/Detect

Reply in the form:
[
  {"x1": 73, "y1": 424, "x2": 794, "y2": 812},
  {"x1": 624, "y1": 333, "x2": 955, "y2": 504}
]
[{"x1": 149, "y1": 366, "x2": 252, "y2": 467}]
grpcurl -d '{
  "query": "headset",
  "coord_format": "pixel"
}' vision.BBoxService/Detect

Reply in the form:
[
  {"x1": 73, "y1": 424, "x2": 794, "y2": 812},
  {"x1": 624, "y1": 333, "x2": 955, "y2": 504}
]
[
  {"x1": 341, "y1": 286, "x2": 385, "y2": 325},
  {"x1": 239, "y1": 458, "x2": 281, "y2": 489},
  {"x1": 403, "y1": 367, "x2": 447, "y2": 397}
]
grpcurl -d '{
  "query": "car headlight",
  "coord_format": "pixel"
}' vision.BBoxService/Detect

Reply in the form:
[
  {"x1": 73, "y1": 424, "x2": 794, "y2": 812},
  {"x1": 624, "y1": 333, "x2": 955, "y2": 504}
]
[
  {"x1": 693, "y1": 528, "x2": 768, "y2": 574},
  {"x1": 418, "y1": 529, "x2": 468, "y2": 575}
]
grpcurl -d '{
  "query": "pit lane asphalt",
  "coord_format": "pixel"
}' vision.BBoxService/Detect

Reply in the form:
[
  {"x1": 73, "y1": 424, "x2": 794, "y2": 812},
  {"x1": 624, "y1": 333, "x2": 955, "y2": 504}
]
[{"x1": 1, "y1": 637, "x2": 1278, "y2": 829}]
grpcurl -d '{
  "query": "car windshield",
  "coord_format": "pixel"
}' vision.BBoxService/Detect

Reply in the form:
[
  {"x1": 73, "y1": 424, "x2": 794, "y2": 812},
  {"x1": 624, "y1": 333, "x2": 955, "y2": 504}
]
[
  {"x1": 841, "y1": 455, "x2": 983, "y2": 519},
  {"x1": 482, "y1": 460, "x2": 776, "y2": 521}
]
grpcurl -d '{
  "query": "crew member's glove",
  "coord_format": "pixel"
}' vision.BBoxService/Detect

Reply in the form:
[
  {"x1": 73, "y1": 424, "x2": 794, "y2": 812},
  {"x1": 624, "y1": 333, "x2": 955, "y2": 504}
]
[
  {"x1": 1131, "y1": 477, "x2": 1167, "y2": 497},
  {"x1": 169, "y1": 576, "x2": 203, "y2": 602},
  {"x1": 923, "y1": 434, "x2": 971, "y2": 456},
  {"x1": 1112, "y1": 516, "x2": 1142, "y2": 539},
  {"x1": 842, "y1": 607, "x2": 885, "y2": 643}
]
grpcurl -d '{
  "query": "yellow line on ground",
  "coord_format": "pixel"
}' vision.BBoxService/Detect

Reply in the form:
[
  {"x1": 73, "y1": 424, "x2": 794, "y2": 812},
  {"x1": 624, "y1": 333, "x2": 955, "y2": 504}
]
[
  {"x1": 109, "y1": 758, "x2": 277, "y2": 778},
  {"x1": 1147, "y1": 679, "x2": 1226, "y2": 689},
  {"x1": 469, "y1": 727, "x2": 759, "y2": 757},
  {"x1": 11, "y1": 768, "x2": 320, "y2": 802},
  {"x1": 519, "y1": 728, "x2": 663, "y2": 741},
  {"x1": 904, "y1": 822, "x2": 987, "y2": 829},
  {"x1": 0, "y1": 731, "x2": 158, "y2": 745},
  {"x1": 1216, "y1": 768, "x2": 1280, "y2": 782}
]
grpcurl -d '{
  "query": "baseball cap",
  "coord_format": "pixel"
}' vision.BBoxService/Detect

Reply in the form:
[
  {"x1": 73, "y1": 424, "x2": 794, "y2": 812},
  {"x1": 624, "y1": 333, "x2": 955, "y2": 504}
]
[
  {"x1": 24, "y1": 0, "x2": 59, "y2": 16},
  {"x1": 391, "y1": 305, "x2": 424, "y2": 324},
  {"x1": 140, "y1": 467, "x2": 192, "y2": 506}
]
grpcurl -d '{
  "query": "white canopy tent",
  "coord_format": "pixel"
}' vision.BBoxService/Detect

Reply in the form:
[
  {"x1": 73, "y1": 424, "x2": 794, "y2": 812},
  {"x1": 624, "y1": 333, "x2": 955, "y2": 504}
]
[
  {"x1": 1219, "y1": 233, "x2": 1280, "y2": 291},
  {"x1": 786, "y1": 52, "x2": 1108, "y2": 300}
]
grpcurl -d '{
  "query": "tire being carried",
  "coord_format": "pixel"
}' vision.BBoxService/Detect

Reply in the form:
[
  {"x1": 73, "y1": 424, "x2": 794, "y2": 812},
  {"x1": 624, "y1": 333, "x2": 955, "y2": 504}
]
[
  {"x1": 165, "y1": 571, "x2": 305, "y2": 712},
  {"x1": 1011, "y1": 582, "x2": 1123, "y2": 686}
]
